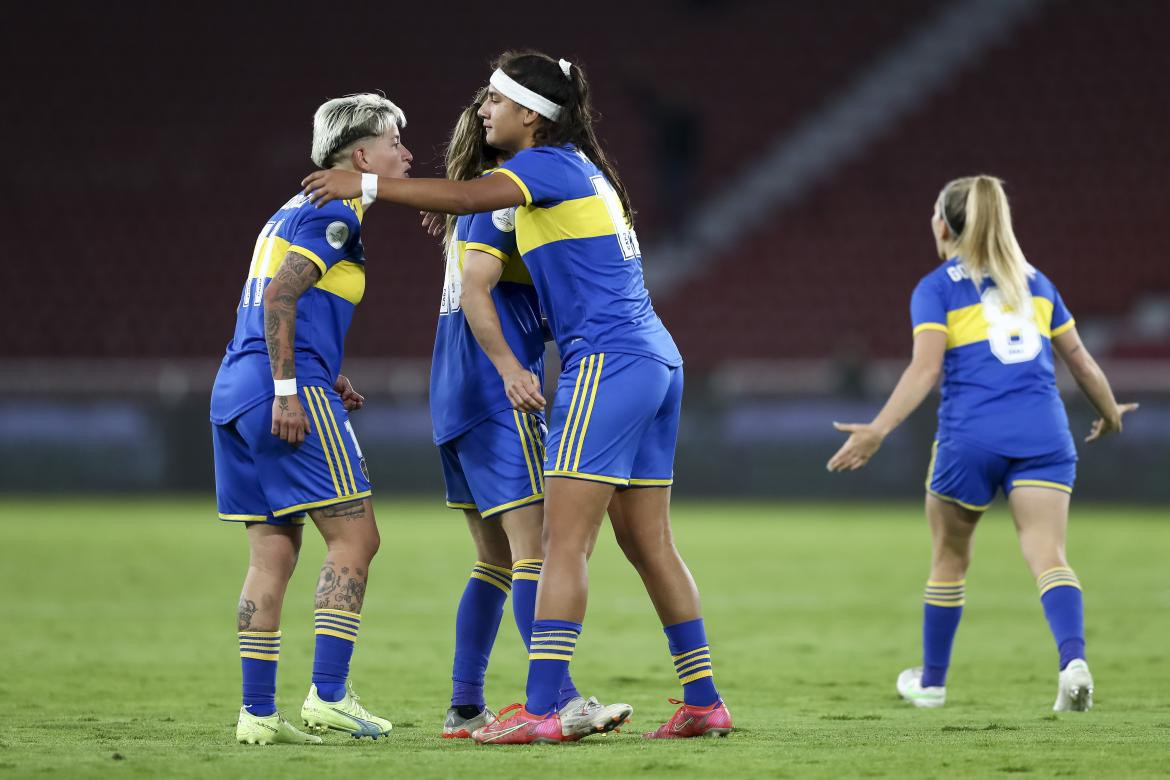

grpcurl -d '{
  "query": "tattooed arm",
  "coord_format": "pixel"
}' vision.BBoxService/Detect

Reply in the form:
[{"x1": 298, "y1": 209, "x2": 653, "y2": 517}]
[{"x1": 264, "y1": 251, "x2": 322, "y2": 444}]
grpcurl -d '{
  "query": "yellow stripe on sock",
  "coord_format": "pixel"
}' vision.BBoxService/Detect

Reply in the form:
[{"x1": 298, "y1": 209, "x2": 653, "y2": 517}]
[
  {"x1": 471, "y1": 572, "x2": 512, "y2": 594},
  {"x1": 679, "y1": 669, "x2": 714, "y2": 685},
  {"x1": 315, "y1": 627, "x2": 359, "y2": 642},
  {"x1": 240, "y1": 651, "x2": 280, "y2": 661},
  {"x1": 529, "y1": 653, "x2": 576, "y2": 661},
  {"x1": 672, "y1": 646, "x2": 710, "y2": 663}
]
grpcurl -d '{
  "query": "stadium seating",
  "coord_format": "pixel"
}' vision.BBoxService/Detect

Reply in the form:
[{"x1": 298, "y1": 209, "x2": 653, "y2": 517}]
[{"x1": 7, "y1": 1, "x2": 1167, "y2": 364}]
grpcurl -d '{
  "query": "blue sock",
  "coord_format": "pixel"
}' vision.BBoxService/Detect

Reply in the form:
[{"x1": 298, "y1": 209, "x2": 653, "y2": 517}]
[
  {"x1": 512, "y1": 560, "x2": 581, "y2": 711},
  {"x1": 922, "y1": 580, "x2": 965, "y2": 688},
  {"x1": 450, "y1": 562, "x2": 511, "y2": 708},
  {"x1": 525, "y1": 619, "x2": 580, "y2": 715},
  {"x1": 312, "y1": 609, "x2": 361, "y2": 702},
  {"x1": 1038, "y1": 568, "x2": 1085, "y2": 670},
  {"x1": 664, "y1": 618, "x2": 720, "y2": 707},
  {"x1": 239, "y1": 630, "x2": 280, "y2": 716}
]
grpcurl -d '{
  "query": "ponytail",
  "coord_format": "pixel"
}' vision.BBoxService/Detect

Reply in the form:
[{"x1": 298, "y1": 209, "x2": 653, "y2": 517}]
[
  {"x1": 495, "y1": 51, "x2": 636, "y2": 226},
  {"x1": 942, "y1": 175, "x2": 1030, "y2": 312}
]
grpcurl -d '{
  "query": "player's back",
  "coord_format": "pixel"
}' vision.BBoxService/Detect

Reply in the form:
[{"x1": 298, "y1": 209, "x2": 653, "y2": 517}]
[
  {"x1": 912, "y1": 257, "x2": 1075, "y2": 457},
  {"x1": 211, "y1": 193, "x2": 367, "y2": 425},
  {"x1": 498, "y1": 144, "x2": 681, "y2": 368}
]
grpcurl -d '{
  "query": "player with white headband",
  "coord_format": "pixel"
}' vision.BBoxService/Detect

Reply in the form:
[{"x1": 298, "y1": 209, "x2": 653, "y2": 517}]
[{"x1": 302, "y1": 50, "x2": 733, "y2": 745}]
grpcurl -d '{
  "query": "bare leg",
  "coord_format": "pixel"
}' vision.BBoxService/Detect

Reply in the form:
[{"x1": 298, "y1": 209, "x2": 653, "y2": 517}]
[
  {"x1": 239, "y1": 522, "x2": 302, "y2": 631},
  {"x1": 464, "y1": 509, "x2": 513, "y2": 568},
  {"x1": 310, "y1": 498, "x2": 379, "y2": 612},
  {"x1": 609, "y1": 487, "x2": 700, "y2": 626},
  {"x1": 1008, "y1": 487, "x2": 1071, "y2": 578},
  {"x1": 534, "y1": 478, "x2": 613, "y2": 623},
  {"x1": 926, "y1": 495, "x2": 981, "y2": 582}
]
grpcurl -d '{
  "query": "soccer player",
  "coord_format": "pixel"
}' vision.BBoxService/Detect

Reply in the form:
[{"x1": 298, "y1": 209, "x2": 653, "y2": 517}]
[
  {"x1": 827, "y1": 175, "x2": 1138, "y2": 711},
  {"x1": 301, "y1": 51, "x2": 732, "y2": 744},
  {"x1": 431, "y1": 90, "x2": 629, "y2": 739},
  {"x1": 211, "y1": 94, "x2": 408, "y2": 744}
]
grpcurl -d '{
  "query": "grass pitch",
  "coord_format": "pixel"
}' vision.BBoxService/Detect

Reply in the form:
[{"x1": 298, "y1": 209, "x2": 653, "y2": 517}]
[{"x1": 1, "y1": 497, "x2": 1167, "y2": 778}]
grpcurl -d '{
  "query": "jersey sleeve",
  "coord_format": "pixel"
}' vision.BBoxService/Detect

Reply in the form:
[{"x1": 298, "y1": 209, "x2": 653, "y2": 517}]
[
  {"x1": 287, "y1": 204, "x2": 360, "y2": 276},
  {"x1": 1049, "y1": 287, "x2": 1075, "y2": 337},
  {"x1": 910, "y1": 275, "x2": 949, "y2": 336},
  {"x1": 465, "y1": 208, "x2": 518, "y2": 263},
  {"x1": 494, "y1": 147, "x2": 567, "y2": 206}
]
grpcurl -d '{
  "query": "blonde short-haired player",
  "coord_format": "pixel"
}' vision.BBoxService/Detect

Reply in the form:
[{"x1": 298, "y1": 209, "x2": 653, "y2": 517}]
[{"x1": 211, "y1": 93, "x2": 410, "y2": 744}]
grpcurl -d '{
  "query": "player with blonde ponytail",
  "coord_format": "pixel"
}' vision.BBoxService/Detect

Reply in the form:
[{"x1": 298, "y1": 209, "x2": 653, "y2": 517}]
[{"x1": 829, "y1": 175, "x2": 1138, "y2": 713}]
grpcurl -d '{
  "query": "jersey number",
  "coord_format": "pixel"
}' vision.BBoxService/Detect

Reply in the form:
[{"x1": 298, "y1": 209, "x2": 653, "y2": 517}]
[
  {"x1": 590, "y1": 175, "x2": 640, "y2": 260},
  {"x1": 982, "y1": 288, "x2": 1042, "y2": 365},
  {"x1": 241, "y1": 220, "x2": 284, "y2": 308},
  {"x1": 439, "y1": 241, "x2": 462, "y2": 315}
]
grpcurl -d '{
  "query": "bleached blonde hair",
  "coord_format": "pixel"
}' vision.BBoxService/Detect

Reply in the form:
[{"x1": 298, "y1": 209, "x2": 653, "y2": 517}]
[
  {"x1": 939, "y1": 175, "x2": 1031, "y2": 313},
  {"x1": 311, "y1": 93, "x2": 406, "y2": 168}
]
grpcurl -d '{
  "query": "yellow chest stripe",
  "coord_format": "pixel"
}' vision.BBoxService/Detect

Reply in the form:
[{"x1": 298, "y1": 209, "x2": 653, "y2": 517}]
[
  {"x1": 944, "y1": 296, "x2": 1055, "y2": 349},
  {"x1": 514, "y1": 195, "x2": 616, "y2": 256}
]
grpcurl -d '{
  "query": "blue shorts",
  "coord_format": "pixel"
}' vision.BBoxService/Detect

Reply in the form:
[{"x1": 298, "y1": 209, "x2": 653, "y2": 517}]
[
  {"x1": 544, "y1": 352, "x2": 681, "y2": 487},
  {"x1": 440, "y1": 408, "x2": 547, "y2": 519},
  {"x1": 926, "y1": 437, "x2": 1076, "y2": 512},
  {"x1": 212, "y1": 385, "x2": 372, "y2": 525}
]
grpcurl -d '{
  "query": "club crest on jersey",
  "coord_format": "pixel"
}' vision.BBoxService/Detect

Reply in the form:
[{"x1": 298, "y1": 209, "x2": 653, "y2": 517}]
[
  {"x1": 326, "y1": 221, "x2": 350, "y2": 249},
  {"x1": 491, "y1": 208, "x2": 516, "y2": 233}
]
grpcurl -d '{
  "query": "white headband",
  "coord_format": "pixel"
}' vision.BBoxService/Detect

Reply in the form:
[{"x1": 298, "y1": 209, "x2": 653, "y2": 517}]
[{"x1": 490, "y1": 68, "x2": 563, "y2": 121}]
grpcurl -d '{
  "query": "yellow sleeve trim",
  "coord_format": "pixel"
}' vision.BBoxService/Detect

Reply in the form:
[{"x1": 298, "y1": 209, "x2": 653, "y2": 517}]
[
  {"x1": 465, "y1": 242, "x2": 510, "y2": 263},
  {"x1": 492, "y1": 168, "x2": 532, "y2": 206},
  {"x1": 913, "y1": 323, "x2": 949, "y2": 336},
  {"x1": 287, "y1": 245, "x2": 329, "y2": 276},
  {"x1": 1050, "y1": 318, "x2": 1076, "y2": 338}
]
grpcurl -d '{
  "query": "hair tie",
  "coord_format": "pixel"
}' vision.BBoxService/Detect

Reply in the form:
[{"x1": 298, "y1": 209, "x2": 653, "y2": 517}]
[{"x1": 559, "y1": 59, "x2": 572, "y2": 79}]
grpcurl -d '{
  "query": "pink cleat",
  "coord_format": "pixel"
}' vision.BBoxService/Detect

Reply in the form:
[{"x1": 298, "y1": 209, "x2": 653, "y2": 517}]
[
  {"x1": 471, "y1": 703, "x2": 567, "y2": 745},
  {"x1": 643, "y1": 698, "x2": 732, "y2": 739}
]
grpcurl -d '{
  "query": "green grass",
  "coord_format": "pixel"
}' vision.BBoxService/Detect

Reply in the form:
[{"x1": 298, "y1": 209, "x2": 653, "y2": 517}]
[{"x1": 1, "y1": 498, "x2": 1167, "y2": 778}]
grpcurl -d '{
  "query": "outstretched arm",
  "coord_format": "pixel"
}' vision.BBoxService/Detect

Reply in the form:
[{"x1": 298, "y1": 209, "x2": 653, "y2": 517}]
[
  {"x1": 827, "y1": 330, "x2": 947, "y2": 471},
  {"x1": 1052, "y1": 327, "x2": 1138, "y2": 442},
  {"x1": 301, "y1": 169, "x2": 525, "y2": 215},
  {"x1": 461, "y1": 249, "x2": 545, "y2": 413},
  {"x1": 264, "y1": 251, "x2": 322, "y2": 444}
]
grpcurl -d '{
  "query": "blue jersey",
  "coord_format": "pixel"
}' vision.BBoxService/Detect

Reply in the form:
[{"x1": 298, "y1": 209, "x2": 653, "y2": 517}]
[
  {"x1": 494, "y1": 145, "x2": 682, "y2": 368},
  {"x1": 429, "y1": 202, "x2": 545, "y2": 444},
  {"x1": 211, "y1": 193, "x2": 367, "y2": 424},
  {"x1": 910, "y1": 257, "x2": 1076, "y2": 457}
]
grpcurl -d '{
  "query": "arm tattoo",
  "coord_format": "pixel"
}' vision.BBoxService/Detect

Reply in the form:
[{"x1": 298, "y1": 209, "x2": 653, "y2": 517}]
[
  {"x1": 237, "y1": 598, "x2": 258, "y2": 630},
  {"x1": 264, "y1": 251, "x2": 321, "y2": 380}
]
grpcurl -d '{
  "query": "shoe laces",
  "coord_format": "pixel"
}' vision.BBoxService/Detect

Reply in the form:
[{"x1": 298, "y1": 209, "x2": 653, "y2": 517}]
[
  {"x1": 488, "y1": 702, "x2": 525, "y2": 726},
  {"x1": 345, "y1": 680, "x2": 373, "y2": 719}
]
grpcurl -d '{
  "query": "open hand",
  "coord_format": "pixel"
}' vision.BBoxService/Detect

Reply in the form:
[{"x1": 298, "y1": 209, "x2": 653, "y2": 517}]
[
  {"x1": 420, "y1": 211, "x2": 445, "y2": 238},
  {"x1": 826, "y1": 422, "x2": 885, "y2": 472},
  {"x1": 1085, "y1": 402, "x2": 1139, "y2": 442}
]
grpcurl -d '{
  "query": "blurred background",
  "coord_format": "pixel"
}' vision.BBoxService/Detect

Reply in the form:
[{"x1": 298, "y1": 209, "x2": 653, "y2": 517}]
[{"x1": 2, "y1": 0, "x2": 1168, "y2": 501}]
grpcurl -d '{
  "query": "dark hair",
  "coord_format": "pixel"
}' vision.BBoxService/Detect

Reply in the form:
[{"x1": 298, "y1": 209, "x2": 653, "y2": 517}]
[
  {"x1": 495, "y1": 50, "x2": 635, "y2": 225},
  {"x1": 440, "y1": 87, "x2": 501, "y2": 251}
]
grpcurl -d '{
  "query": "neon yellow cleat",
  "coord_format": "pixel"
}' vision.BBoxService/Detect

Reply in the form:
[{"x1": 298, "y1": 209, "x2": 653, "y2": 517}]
[
  {"x1": 236, "y1": 707, "x2": 323, "y2": 745},
  {"x1": 301, "y1": 682, "x2": 392, "y2": 739}
]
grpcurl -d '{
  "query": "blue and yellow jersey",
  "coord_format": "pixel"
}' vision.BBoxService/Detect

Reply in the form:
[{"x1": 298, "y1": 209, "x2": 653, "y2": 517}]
[
  {"x1": 430, "y1": 198, "x2": 545, "y2": 444},
  {"x1": 911, "y1": 257, "x2": 1076, "y2": 457},
  {"x1": 493, "y1": 144, "x2": 682, "y2": 368},
  {"x1": 210, "y1": 193, "x2": 367, "y2": 424}
]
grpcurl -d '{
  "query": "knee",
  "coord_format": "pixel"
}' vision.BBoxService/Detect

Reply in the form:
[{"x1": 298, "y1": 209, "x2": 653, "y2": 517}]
[{"x1": 253, "y1": 545, "x2": 299, "y2": 581}]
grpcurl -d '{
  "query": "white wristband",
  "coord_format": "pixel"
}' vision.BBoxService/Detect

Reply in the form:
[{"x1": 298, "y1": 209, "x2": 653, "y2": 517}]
[
  {"x1": 360, "y1": 173, "x2": 379, "y2": 207},
  {"x1": 273, "y1": 378, "x2": 297, "y2": 396}
]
